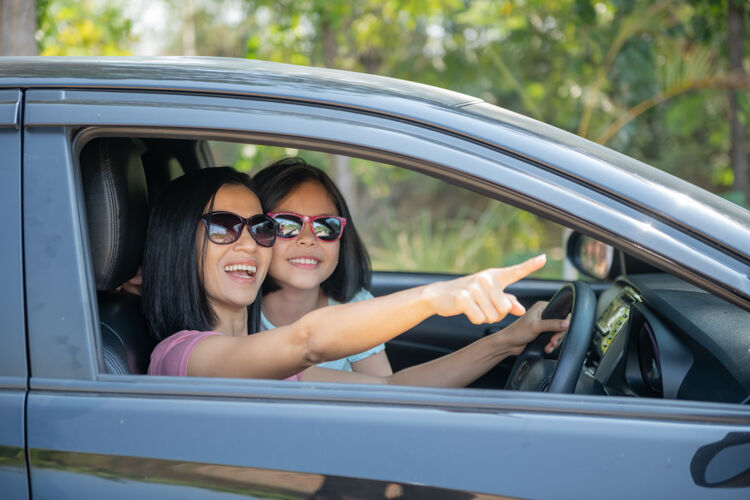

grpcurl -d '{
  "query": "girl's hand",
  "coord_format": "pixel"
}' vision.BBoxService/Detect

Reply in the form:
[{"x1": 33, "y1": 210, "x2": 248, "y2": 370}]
[
  {"x1": 116, "y1": 266, "x2": 143, "y2": 295},
  {"x1": 502, "y1": 301, "x2": 569, "y2": 356},
  {"x1": 425, "y1": 255, "x2": 546, "y2": 324}
]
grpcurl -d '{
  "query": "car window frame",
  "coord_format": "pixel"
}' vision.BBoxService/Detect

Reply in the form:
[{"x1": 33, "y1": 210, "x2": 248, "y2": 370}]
[
  {"x1": 0, "y1": 88, "x2": 29, "y2": 499},
  {"x1": 0, "y1": 89, "x2": 26, "y2": 385}
]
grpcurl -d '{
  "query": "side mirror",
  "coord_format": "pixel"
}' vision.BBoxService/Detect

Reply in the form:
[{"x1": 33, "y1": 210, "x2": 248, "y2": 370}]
[{"x1": 567, "y1": 232, "x2": 615, "y2": 280}]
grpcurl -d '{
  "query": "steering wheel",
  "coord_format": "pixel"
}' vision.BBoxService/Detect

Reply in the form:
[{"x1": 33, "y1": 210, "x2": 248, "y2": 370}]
[{"x1": 505, "y1": 281, "x2": 596, "y2": 393}]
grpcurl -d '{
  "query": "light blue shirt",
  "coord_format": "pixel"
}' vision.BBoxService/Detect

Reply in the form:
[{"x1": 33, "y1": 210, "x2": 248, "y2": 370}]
[{"x1": 259, "y1": 288, "x2": 386, "y2": 372}]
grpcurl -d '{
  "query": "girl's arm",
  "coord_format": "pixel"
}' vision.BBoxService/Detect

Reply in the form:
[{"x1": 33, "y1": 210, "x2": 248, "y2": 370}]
[
  {"x1": 188, "y1": 255, "x2": 547, "y2": 379},
  {"x1": 385, "y1": 302, "x2": 566, "y2": 387},
  {"x1": 300, "y1": 302, "x2": 567, "y2": 387},
  {"x1": 351, "y1": 351, "x2": 393, "y2": 376}
]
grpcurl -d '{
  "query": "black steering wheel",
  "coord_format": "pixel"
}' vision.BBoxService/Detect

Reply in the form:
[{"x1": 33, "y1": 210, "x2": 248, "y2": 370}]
[{"x1": 505, "y1": 281, "x2": 596, "y2": 393}]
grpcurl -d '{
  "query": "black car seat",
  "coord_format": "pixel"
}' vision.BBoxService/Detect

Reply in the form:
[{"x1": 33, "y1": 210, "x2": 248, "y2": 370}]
[{"x1": 80, "y1": 137, "x2": 155, "y2": 374}]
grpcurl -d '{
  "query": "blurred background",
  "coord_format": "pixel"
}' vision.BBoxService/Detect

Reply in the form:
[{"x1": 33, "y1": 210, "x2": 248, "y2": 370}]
[{"x1": 1, "y1": 0, "x2": 748, "y2": 276}]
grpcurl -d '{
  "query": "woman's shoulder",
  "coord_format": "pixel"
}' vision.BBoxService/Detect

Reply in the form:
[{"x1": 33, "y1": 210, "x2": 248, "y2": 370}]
[
  {"x1": 157, "y1": 329, "x2": 221, "y2": 346},
  {"x1": 149, "y1": 330, "x2": 223, "y2": 376}
]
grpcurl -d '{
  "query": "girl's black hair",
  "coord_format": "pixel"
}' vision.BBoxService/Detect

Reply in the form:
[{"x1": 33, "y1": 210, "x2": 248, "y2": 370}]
[
  {"x1": 142, "y1": 167, "x2": 263, "y2": 341},
  {"x1": 253, "y1": 157, "x2": 371, "y2": 303}
]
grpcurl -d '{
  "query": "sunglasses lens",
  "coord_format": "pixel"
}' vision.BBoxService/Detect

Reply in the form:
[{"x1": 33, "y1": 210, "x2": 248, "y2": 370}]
[
  {"x1": 248, "y1": 215, "x2": 277, "y2": 247},
  {"x1": 204, "y1": 212, "x2": 243, "y2": 244},
  {"x1": 312, "y1": 217, "x2": 343, "y2": 242},
  {"x1": 273, "y1": 214, "x2": 304, "y2": 239}
]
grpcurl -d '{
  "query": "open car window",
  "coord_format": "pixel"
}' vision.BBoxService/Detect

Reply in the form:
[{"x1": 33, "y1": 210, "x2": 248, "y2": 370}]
[{"x1": 76, "y1": 133, "x2": 750, "y2": 406}]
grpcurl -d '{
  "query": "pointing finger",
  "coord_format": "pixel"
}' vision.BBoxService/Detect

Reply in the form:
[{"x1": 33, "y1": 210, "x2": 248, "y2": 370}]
[{"x1": 494, "y1": 255, "x2": 546, "y2": 288}]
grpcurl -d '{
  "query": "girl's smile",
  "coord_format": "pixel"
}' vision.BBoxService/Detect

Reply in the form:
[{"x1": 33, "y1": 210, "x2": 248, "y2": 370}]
[{"x1": 287, "y1": 256, "x2": 321, "y2": 269}]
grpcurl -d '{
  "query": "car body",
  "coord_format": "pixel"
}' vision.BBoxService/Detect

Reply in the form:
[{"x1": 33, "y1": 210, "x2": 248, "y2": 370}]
[{"x1": 1, "y1": 57, "x2": 749, "y2": 499}]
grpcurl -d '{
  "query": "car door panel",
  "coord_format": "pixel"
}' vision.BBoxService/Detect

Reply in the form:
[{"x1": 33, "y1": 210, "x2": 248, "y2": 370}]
[
  {"x1": 0, "y1": 89, "x2": 28, "y2": 499},
  {"x1": 28, "y1": 454, "x2": 503, "y2": 500},
  {"x1": 0, "y1": 394, "x2": 27, "y2": 499},
  {"x1": 26, "y1": 386, "x2": 750, "y2": 499}
]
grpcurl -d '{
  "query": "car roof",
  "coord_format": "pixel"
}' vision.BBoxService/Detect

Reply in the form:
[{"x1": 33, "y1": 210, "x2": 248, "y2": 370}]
[
  {"x1": 3, "y1": 56, "x2": 749, "y2": 266},
  {"x1": 0, "y1": 56, "x2": 479, "y2": 109}
]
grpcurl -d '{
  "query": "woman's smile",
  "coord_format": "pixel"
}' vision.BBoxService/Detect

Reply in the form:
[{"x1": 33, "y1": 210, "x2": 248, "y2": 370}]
[{"x1": 223, "y1": 261, "x2": 259, "y2": 280}]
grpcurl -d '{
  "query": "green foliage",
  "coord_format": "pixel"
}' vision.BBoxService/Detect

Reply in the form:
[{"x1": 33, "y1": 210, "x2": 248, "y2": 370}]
[
  {"x1": 158, "y1": 0, "x2": 256, "y2": 57},
  {"x1": 367, "y1": 201, "x2": 557, "y2": 274},
  {"x1": 37, "y1": 0, "x2": 134, "y2": 55},
  {"x1": 238, "y1": 0, "x2": 747, "y2": 198}
]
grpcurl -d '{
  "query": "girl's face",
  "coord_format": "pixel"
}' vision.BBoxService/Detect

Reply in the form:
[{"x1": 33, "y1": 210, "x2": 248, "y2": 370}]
[
  {"x1": 268, "y1": 181, "x2": 340, "y2": 293},
  {"x1": 198, "y1": 184, "x2": 273, "y2": 315}
]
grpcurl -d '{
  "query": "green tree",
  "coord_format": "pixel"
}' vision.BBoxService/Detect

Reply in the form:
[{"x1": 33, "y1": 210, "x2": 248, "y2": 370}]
[
  {"x1": 157, "y1": 0, "x2": 255, "y2": 57},
  {"x1": 238, "y1": 1, "x2": 748, "y2": 193},
  {"x1": 727, "y1": 0, "x2": 748, "y2": 204},
  {"x1": 37, "y1": 0, "x2": 134, "y2": 55}
]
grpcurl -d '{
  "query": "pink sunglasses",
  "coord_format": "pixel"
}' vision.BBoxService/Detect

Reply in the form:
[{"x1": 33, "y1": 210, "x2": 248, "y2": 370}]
[{"x1": 267, "y1": 211, "x2": 347, "y2": 242}]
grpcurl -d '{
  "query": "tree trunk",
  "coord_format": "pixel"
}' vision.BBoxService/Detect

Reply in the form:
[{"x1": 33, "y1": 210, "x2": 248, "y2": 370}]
[
  {"x1": 181, "y1": 0, "x2": 197, "y2": 56},
  {"x1": 728, "y1": 0, "x2": 748, "y2": 203},
  {"x1": 320, "y1": 16, "x2": 359, "y2": 217},
  {"x1": 0, "y1": 0, "x2": 38, "y2": 56}
]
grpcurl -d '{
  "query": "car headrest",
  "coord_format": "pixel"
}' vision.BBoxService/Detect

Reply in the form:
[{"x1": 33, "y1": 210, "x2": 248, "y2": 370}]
[{"x1": 81, "y1": 138, "x2": 148, "y2": 291}]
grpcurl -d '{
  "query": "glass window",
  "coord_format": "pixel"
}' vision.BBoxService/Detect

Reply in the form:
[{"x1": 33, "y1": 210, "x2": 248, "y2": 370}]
[{"x1": 207, "y1": 141, "x2": 573, "y2": 280}]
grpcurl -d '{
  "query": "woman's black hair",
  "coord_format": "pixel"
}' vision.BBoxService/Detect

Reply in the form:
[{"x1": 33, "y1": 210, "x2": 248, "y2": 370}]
[
  {"x1": 142, "y1": 167, "x2": 263, "y2": 341},
  {"x1": 253, "y1": 157, "x2": 371, "y2": 303}
]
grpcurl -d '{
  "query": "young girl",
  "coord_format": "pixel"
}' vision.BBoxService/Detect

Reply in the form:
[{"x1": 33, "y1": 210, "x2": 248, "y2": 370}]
[
  {"x1": 253, "y1": 158, "x2": 391, "y2": 376},
  {"x1": 144, "y1": 166, "x2": 567, "y2": 385}
]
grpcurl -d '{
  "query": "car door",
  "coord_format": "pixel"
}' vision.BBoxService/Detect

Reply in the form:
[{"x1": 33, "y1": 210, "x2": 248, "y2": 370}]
[
  {"x1": 0, "y1": 89, "x2": 29, "y2": 499},
  {"x1": 22, "y1": 87, "x2": 750, "y2": 499}
]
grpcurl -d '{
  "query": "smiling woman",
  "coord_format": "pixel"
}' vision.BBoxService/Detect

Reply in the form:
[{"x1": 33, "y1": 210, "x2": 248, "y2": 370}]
[
  {"x1": 141, "y1": 168, "x2": 270, "y2": 341},
  {"x1": 196, "y1": 185, "x2": 275, "y2": 325}
]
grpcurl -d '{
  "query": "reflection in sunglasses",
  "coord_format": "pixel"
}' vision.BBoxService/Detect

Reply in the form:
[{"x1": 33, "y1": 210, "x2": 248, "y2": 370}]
[
  {"x1": 268, "y1": 211, "x2": 347, "y2": 242},
  {"x1": 201, "y1": 211, "x2": 278, "y2": 247}
]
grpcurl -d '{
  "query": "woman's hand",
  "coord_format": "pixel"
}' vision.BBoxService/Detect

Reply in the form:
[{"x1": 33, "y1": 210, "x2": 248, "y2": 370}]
[
  {"x1": 425, "y1": 255, "x2": 546, "y2": 324},
  {"x1": 501, "y1": 301, "x2": 569, "y2": 356}
]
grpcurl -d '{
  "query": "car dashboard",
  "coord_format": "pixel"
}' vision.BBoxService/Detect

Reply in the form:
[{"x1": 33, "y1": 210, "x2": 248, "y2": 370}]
[{"x1": 579, "y1": 273, "x2": 750, "y2": 404}]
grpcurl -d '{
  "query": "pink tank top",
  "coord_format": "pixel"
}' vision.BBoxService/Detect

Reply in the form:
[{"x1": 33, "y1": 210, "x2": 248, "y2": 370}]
[{"x1": 148, "y1": 330, "x2": 303, "y2": 381}]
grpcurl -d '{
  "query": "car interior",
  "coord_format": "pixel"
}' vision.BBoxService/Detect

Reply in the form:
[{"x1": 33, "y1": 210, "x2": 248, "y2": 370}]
[
  {"x1": 78, "y1": 135, "x2": 750, "y2": 404},
  {"x1": 81, "y1": 137, "x2": 155, "y2": 375}
]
